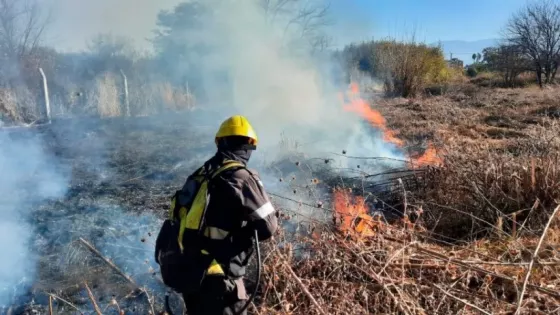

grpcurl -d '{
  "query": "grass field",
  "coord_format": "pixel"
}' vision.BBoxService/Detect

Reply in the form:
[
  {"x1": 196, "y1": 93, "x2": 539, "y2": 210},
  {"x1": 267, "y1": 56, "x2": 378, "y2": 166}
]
[{"x1": 2, "y1": 82, "x2": 559, "y2": 315}]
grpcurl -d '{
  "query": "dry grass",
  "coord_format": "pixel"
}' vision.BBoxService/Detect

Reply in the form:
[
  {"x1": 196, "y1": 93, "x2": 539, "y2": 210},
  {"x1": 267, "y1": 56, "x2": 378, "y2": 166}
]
[
  {"x1": 129, "y1": 81, "x2": 196, "y2": 116},
  {"x1": 242, "y1": 84, "x2": 560, "y2": 314},
  {"x1": 254, "y1": 214, "x2": 560, "y2": 315},
  {"x1": 94, "y1": 73, "x2": 122, "y2": 118},
  {"x1": 0, "y1": 86, "x2": 40, "y2": 124},
  {"x1": 369, "y1": 85, "x2": 560, "y2": 239}
]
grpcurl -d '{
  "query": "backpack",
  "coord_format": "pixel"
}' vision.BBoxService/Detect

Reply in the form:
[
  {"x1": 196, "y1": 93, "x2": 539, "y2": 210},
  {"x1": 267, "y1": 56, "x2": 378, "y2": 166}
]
[{"x1": 155, "y1": 160, "x2": 245, "y2": 294}]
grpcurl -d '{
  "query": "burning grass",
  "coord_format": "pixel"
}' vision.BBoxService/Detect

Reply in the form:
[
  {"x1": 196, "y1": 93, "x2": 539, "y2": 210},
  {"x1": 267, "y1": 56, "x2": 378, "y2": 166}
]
[
  {"x1": 255, "y1": 203, "x2": 560, "y2": 315},
  {"x1": 4, "y1": 83, "x2": 560, "y2": 314}
]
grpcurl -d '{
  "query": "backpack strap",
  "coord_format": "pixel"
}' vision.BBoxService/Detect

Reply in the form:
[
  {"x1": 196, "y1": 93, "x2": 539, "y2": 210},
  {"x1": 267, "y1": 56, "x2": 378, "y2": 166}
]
[{"x1": 177, "y1": 160, "x2": 246, "y2": 251}]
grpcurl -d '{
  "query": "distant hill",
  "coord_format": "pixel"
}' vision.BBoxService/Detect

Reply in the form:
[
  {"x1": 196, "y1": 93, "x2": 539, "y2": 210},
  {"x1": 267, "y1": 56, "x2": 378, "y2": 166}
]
[{"x1": 432, "y1": 39, "x2": 500, "y2": 65}]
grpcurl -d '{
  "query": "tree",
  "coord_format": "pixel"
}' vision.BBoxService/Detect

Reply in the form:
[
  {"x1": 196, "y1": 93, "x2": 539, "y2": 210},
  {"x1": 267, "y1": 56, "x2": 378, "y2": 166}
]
[
  {"x1": 0, "y1": 0, "x2": 51, "y2": 122},
  {"x1": 472, "y1": 53, "x2": 477, "y2": 63},
  {"x1": 483, "y1": 45, "x2": 530, "y2": 86},
  {"x1": 259, "y1": 0, "x2": 332, "y2": 52},
  {"x1": 505, "y1": 0, "x2": 560, "y2": 87},
  {"x1": 476, "y1": 53, "x2": 482, "y2": 63},
  {"x1": 85, "y1": 34, "x2": 137, "y2": 78},
  {"x1": 0, "y1": 0, "x2": 49, "y2": 59},
  {"x1": 152, "y1": 0, "x2": 333, "y2": 100}
]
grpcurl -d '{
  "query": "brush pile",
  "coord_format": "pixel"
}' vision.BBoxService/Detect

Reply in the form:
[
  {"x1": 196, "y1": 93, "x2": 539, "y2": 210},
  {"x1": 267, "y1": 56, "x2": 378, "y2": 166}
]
[{"x1": 255, "y1": 203, "x2": 560, "y2": 315}]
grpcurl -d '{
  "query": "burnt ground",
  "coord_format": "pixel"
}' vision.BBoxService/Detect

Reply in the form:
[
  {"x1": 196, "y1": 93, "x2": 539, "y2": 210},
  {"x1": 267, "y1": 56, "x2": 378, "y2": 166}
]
[
  {"x1": 2, "y1": 112, "x2": 229, "y2": 314},
  {"x1": 1, "y1": 110, "x2": 420, "y2": 315}
]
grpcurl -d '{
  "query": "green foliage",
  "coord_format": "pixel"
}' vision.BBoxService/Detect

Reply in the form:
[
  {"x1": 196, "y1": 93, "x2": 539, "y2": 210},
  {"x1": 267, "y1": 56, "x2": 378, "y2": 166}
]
[
  {"x1": 466, "y1": 67, "x2": 478, "y2": 78},
  {"x1": 482, "y1": 45, "x2": 530, "y2": 87},
  {"x1": 342, "y1": 40, "x2": 450, "y2": 97}
]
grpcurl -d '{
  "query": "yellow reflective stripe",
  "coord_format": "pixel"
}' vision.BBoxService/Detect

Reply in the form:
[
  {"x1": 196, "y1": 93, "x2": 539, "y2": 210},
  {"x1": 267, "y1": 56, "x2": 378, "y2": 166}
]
[
  {"x1": 200, "y1": 250, "x2": 225, "y2": 275},
  {"x1": 207, "y1": 260, "x2": 224, "y2": 275},
  {"x1": 204, "y1": 226, "x2": 230, "y2": 240}
]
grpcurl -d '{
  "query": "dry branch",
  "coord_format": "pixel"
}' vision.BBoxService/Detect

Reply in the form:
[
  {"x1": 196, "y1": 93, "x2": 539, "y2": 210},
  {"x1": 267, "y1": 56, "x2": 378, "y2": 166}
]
[
  {"x1": 48, "y1": 295, "x2": 53, "y2": 315},
  {"x1": 45, "y1": 293, "x2": 83, "y2": 314},
  {"x1": 84, "y1": 282, "x2": 103, "y2": 315},
  {"x1": 384, "y1": 235, "x2": 560, "y2": 299},
  {"x1": 514, "y1": 205, "x2": 560, "y2": 315},
  {"x1": 433, "y1": 284, "x2": 492, "y2": 315},
  {"x1": 276, "y1": 249, "x2": 328, "y2": 315},
  {"x1": 78, "y1": 237, "x2": 137, "y2": 287}
]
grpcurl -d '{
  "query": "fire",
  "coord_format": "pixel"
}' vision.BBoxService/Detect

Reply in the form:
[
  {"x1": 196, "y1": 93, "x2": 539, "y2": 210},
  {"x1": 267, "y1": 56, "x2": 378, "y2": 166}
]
[
  {"x1": 332, "y1": 188, "x2": 377, "y2": 237},
  {"x1": 340, "y1": 82, "x2": 443, "y2": 168},
  {"x1": 342, "y1": 83, "x2": 405, "y2": 147},
  {"x1": 409, "y1": 144, "x2": 443, "y2": 168}
]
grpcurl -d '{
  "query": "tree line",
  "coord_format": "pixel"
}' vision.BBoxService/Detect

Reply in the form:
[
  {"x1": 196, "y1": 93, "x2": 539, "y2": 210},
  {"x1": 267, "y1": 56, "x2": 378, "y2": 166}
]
[
  {"x1": 0, "y1": 0, "x2": 332, "y2": 124},
  {"x1": 482, "y1": 0, "x2": 560, "y2": 87}
]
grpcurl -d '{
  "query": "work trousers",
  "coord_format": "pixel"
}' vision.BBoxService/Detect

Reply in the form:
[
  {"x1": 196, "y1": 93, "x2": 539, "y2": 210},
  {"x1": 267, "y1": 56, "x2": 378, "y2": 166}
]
[{"x1": 183, "y1": 275, "x2": 248, "y2": 315}]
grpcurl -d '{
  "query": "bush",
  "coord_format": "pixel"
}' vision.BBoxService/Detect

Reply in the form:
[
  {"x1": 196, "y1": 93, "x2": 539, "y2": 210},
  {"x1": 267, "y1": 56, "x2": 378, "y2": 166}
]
[
  {"x1": 343, "y1": 40, "x2": 450, "y2": 97},
  {"x1": 466, "y1": 66, "x2": 478, "y2": 78}
]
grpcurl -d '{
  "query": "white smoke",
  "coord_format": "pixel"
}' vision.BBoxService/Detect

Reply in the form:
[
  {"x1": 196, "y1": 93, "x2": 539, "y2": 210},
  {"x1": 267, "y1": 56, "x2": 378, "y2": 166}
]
[
  {"x1": 157, "y1": 0, "x2": 403, "y2": 163},
  {"x1": 0, "y1": 131, "x2": 69, "y2": 307}
]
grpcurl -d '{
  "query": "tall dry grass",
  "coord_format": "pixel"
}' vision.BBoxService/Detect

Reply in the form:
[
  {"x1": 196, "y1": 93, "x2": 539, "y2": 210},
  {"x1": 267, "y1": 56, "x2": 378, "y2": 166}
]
[
  {"x1": 93, "y1": 73, "x2": 121, "y2": 117},
  {"x1": 129, "y1": 80, "x2": 195, "y2": 116},
  {"x1": 0, "y1": 87, "x2": 40, "y2": 124},
  {"x1": 370, "y1": 84, "x2": 560, "y2": 240}
]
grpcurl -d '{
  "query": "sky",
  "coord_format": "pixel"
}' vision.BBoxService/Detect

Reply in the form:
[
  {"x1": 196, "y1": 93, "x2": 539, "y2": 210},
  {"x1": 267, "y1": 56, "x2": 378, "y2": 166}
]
[{"x1": 42, "y1": 0, "x2": 530, "y2": 52}]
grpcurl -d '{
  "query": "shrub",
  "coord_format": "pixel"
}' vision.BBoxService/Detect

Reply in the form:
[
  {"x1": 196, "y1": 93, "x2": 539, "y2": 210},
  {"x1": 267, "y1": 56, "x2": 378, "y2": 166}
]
[
  {"x1": 347, "y1": 40, "x2": 450, "y2": 97},
  {"x1": 466, "y1": 66, "x2": 478, "y2": 78}
]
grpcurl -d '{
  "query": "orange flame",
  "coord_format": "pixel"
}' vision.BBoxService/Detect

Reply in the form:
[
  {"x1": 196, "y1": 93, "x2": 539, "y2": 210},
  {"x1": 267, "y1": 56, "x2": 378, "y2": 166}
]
[
  {"x1": 342, "y1": 83, "x2": 405, "y2": 147},
  {"x1": 341, "y1": 83, "x2": 443, "y2": 168},
  {"x1": 410, "y1": 144, "x2": 443, "y2": 168},
  {"x1": 333, "y1": 189, "x2": 377, "y2": 237}
]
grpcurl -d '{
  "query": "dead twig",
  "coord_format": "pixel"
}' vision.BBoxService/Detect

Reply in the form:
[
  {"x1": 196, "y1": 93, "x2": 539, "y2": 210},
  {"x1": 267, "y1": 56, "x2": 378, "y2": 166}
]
[
  {"x1": 342, "y1": 241, "x2": 414, "y2": 315},
  {"x1": 84, "y1": 282, "x2": 103, "y2": 315},
  {"x1": 384, "y1": 235, "x2": 560, "y2": 299},
  {"x1": 78, "y1": 237, "x2": 137, "y2": 286},
  {"x1": 433, "y1": 284, "x2": 492, "y2": 315},
  {"x1": 48, "y1": 295, "x2": 53, "y2": 315},
  {"x1": 141, "y1": 287, "x2": 156, "y2": 315},
  {"x1": 275, "y1": 246, "x2": 328, "y2": 315},
  {"x1": 45, "y1": 293, "x2": 83, "y2": 314},
  {"x1": 514, "y1": 205, "x2": 560, "y2": 315}
]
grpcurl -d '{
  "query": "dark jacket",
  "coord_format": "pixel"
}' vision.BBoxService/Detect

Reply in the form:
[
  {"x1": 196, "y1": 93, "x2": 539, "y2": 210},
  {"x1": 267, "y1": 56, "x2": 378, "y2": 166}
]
[{"x1": 183, "y1": 150, "x2": 278, "y2": 279}]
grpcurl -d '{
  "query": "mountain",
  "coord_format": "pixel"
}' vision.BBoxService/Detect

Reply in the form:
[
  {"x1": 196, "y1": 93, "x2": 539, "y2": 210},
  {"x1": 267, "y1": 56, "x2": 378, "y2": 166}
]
[{"x1": 432, "y1": 39, "x2": 500, "y2": 64}]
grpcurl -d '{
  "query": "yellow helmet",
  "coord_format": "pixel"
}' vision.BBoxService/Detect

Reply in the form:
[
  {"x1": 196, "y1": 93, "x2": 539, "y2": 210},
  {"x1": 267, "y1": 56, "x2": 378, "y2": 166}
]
[{"x1": 215, "y1": 115, "x2": 258, "y2": 146}]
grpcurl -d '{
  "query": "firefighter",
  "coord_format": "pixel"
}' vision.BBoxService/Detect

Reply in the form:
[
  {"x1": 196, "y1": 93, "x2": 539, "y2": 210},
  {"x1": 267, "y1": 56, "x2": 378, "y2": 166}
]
[{"x1": 155, "y1": 115, "x2": 278, "y2": 315}]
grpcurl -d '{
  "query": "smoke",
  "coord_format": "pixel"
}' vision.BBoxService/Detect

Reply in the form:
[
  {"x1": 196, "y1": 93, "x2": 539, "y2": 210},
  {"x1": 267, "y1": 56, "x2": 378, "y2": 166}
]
[
  {"x1": 45, "y1": 0, "x2": 183, "y2": 52},
  {"x1": 0, "y1": 131, "x2": 69, "y2": 307},
  {"x1": 156, "y1": 0, "x2": 402, "y2": 163},
  {"x1": 0, "y1": 0, "x2": 407, "y2": 309}
]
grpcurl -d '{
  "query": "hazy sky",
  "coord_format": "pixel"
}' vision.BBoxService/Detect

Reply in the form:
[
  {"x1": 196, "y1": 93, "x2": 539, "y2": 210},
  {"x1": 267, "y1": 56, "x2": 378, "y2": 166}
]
[
  {"x1": 44, "y1": 0, "x2": 183, "y2": 52},
  {"x1": 43, "y1": 0, "x2": 529, "y2": 52}
]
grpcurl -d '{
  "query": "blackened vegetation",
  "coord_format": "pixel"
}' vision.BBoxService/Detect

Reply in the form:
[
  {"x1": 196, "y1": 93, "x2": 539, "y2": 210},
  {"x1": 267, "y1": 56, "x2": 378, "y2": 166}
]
[{"x1": 3, "y1": 113, "x2": 219, "y2": 314}]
